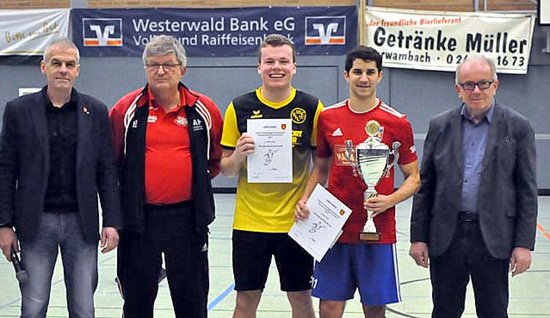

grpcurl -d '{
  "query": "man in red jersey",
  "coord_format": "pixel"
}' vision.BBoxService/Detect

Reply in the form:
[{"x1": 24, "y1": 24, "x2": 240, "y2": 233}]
[
  {"x1": 295, "y1": 46, "x2": 420, "y2": 318},
  {"x1": 110, "y1": 35, "x2": 223, "y2": 318}
]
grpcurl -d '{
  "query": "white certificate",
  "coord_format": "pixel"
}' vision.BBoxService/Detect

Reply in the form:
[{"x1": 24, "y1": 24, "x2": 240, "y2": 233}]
[
  {"x1": 247, "y1": 118, "x2": 292, "y2": 183},
  {"x1": 288, "y1": 184, "x2": 352, "y2": 262}
]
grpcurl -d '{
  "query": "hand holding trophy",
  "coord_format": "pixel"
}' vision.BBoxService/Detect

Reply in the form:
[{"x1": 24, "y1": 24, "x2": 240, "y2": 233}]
[{"x1": 344, "y1": 120, "x2": 400, "y2": 241}]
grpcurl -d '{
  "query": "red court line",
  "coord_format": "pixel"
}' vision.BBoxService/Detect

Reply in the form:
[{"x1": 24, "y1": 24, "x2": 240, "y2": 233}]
[{"x1": 537, "y1": 223, "x2": 550, "y2": 241}]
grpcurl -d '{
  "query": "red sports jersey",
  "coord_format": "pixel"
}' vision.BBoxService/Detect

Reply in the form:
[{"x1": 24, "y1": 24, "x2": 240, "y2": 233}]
[
  {"x1": 316, "y1": 99, "x2": 417, "y2": 244},
  {"x1": 145, "y1": 89, "x2": 193, "y2": 204}
]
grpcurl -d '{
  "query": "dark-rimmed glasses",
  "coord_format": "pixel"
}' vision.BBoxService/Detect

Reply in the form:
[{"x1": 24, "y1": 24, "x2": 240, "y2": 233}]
[{"x1": 458, "y1": 80, "x2": 494, "y2": 91}]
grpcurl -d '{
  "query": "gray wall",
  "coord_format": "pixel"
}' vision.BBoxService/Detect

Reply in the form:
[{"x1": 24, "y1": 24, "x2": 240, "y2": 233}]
[{"x1": 1, "y1": 26, "x2": 549, "y2": 189}]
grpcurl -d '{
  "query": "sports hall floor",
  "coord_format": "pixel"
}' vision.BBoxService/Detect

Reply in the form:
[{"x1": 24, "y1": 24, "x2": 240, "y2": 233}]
[{"x1": 1, "y1": 195, "x2": 549, "y2": 318}]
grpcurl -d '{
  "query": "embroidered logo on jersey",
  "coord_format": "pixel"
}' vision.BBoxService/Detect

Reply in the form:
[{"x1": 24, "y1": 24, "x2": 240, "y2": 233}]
[
  {"x1": 334, "y1": 144, "x2": 354, "y2": 166},
  {"x1": 192, "y1": 118, "x2": 203, "y2": 131},
  {"x1": 132, "y1": 120, "x2": 138, "y2": 128},
  {"x1": 250, "y1": 110, "x2": 263, "y2": 119},
  {"x1": 291, "y1": 108, "x2": 307, "y2": 124},
  {"x1": 174, "y1": 116, "x2": 187, "y2": 127},
  {"x1": 365, "y1": 120, "x2": 384, "y2": 142},
  {"x1": 332, "y1": 128, "x2": 343, "y2": 136},
  {"x1": 147, "y1": 115, "x2": 157, "y2": 123},
  {"x1": 410, "y1": 145, "x2": 416, "y2": 153}
]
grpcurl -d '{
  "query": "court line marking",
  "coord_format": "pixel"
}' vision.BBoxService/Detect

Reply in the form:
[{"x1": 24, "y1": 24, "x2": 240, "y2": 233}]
[
  {"x1": 537, "y1": 223, "x2": 550, "y2": 241},
  {"x1": 208, "y1": 283, "x2": 234, "y2": 311},
  {"x1": 3, "y1": 222, "x2": 549, "y2": 313}
]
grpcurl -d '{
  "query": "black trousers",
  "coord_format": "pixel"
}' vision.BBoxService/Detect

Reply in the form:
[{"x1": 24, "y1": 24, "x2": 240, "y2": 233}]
[
  {"x1": 117, "y1": 202, "x2": 209, "y2": 318},
  {"x1": 430, "y1": 219, "x2": 509, "y2": 318}
]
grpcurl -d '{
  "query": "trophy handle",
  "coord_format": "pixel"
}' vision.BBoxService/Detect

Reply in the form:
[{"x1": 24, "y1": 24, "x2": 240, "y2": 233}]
[
  {"x1": 344, "y1": 140, "x2": 358, "y2": 177},
  {"x1": 385, "y1": 141, "x2": 401, "y2": 177}
]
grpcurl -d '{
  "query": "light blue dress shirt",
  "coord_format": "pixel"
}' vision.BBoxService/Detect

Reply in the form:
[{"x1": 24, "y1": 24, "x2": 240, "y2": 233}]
[{"x1": 460, "y1": 101, "x2": 495, "y2": 212}]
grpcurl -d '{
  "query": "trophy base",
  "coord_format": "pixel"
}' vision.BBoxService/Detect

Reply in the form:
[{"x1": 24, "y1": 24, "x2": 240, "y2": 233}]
[{"x1": 359, "y1": 232, "x2": 381, "y2": 242}]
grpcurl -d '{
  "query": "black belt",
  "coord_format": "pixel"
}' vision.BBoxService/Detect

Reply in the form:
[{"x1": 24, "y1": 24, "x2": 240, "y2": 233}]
[{"x1": 459, "y1": 211, "x2": 479, "y2": 222}]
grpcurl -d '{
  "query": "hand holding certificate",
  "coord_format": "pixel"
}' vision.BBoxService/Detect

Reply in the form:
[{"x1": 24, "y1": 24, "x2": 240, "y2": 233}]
[
  {"x1": 289, "y1": 184, "x2": 352, "y2": 261},
  {"x1": 247, "y1": 119, "x2": 292, "y2": 183}
]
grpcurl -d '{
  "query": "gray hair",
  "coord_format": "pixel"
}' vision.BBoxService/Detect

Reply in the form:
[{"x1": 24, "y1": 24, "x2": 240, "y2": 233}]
[
  {"x1": 43, "y1": 37, "x2": 80, "y2": 63},
  {"x1": 142, "y1": 35, "x2": 187, "y2": 67},
  {"x1": 455, "y1": 55, "x2": 498, "y2": 83}
]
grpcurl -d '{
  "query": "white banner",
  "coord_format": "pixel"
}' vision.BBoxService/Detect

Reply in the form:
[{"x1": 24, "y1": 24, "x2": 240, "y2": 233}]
[
  {"x1": 0, "y1": 9, "x2": 70, "y2": 56},
  {"x1": 365, "y1": 7, "x2": 535, "y2": 74}
]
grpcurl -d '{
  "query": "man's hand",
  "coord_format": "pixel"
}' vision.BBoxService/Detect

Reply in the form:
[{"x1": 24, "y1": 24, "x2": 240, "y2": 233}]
[
  {"x1": 409, "y1": 242, "x2": 429, "y2": 268},
  {"x1": 294, "y1": 199, "x2": 310, "y2": 222},
  {"x1": 233, "y1": 133, "x2": 255, "y2": 163},
  {"x1": 510, "y1": 247, "x2": 531, "y2": 277},
  {"x1": 101, "y1": 227, "x2": 119, "y2": 254},
  {"x1": 364, "y1": 194, "x2": 395, "y2": 218},
  {"x1": 0, "y1": 227, "x2": 18, "y2": 261}
]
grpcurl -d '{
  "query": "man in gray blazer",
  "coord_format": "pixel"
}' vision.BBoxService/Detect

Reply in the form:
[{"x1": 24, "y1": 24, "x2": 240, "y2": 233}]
[
  {"x1": 0, "y1": 38, "x2": 121, "y2": 318},
  {"x1": 409, "y1": 55, "x2": 537, "y2": 318}
]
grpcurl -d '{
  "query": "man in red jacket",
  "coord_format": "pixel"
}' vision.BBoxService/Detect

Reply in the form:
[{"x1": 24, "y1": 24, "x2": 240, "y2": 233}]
[{"x1": 110, "y1": 35, "x2": 223, "y2": 318}]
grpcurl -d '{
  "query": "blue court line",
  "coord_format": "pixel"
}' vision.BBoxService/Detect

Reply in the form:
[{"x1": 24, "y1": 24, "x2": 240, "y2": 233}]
[
  {"x1": 0, "y1": 299, "x2": 20, "y2": 311},
  {"x1": 208, "y1": 283, "x2": 234, "y2": 311},
  {"x1": 1, "y1": 255, "x2": 231, "y2": 313}
]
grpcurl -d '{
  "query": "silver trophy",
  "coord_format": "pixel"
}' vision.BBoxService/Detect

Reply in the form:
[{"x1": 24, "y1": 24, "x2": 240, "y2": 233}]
[{"x1": 344, "y1": 120, "x2": 400, "y2": 241}]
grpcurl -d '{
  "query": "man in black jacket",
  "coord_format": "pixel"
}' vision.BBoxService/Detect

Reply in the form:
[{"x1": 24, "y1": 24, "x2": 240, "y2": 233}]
[
  {"x1": 0, "y1": 38, "x2": 121, "y2": 318},
  {"x1": 409, "y1": 55, "x2": 538, "y2": 318}
]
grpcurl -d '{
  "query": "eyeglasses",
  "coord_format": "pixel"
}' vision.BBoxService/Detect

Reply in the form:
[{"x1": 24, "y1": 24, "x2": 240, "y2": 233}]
[
  {"x1": 146, "y1": 63, "x2": 181, "y2": 72},
  {"x1": 458, "y1": 80, "x2": 494, "y2": 91}
]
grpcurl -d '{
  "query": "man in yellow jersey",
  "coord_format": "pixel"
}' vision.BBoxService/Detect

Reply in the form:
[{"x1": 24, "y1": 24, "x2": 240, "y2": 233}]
[{"x1": 220, "y1": 34, "x2": 323, "y2": 318}]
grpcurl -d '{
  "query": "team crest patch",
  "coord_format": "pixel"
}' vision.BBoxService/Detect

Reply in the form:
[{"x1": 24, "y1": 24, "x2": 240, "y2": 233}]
[
  {"x1": 174, "y1": 116, "x2": 187, "y2": 127},
  {"x1": 291, "y1": 108, "x2": 307, "y2": 124},
  {"x1": 365, "y1": 120, "x2": 384, "y2": 141}
]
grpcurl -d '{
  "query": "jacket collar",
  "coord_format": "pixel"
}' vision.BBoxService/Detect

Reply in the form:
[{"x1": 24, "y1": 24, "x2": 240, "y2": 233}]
[{"x1": 136, "y1": 83, "x2": 199, "y2": 109}]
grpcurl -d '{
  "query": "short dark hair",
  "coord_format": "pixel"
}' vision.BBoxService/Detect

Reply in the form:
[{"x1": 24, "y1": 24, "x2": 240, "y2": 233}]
[
  {"x1": 258, "y1": 34, "x2": 296, "y2": 63},
  {"x1": 345, "y1": 46, "x2": 382, "y2": 73}
]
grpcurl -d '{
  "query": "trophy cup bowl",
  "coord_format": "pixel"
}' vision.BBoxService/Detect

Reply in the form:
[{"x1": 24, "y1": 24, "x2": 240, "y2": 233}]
[
  {"x1": 344, "y1": 120, "x2": 399, "y2": 242},
  {"x1": 355, "y1": 142, "x2": 390, "y2": 241}
]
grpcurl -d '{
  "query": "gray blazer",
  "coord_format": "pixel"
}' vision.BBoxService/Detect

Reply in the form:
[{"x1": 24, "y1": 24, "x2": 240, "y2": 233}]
[
  {"x1": 411, "y1": 102, "x2": 537, "y2": 259},
  {"x1": 0, "y1": 87, "x2": 121, "y2": 243}
]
